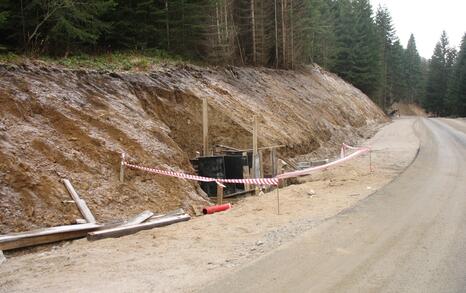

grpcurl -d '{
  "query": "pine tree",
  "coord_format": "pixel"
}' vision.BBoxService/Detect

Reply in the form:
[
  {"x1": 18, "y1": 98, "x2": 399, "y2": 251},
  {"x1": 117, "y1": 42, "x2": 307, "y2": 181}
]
[
  {"x1": 446, "y1": 33, "x2": 466, "y2": 116},
  {"x1": 389, "y1": 39, "x2": 407, "y2": 103},
  {"x1": 350, "y1": 0, "x2": 381, "y2": 99},
  {"x1": 375, "y1": 5, "x2": 395, "y2": 107},
  {"x1": 424, "y1": 31, "x2": 451, "y2": 115},
  {"x1": 404, "y1": 34, "x2": 422, "y2": 103},
  {"x1": 330, "y1": 0, "x2": 355, "y2": 82}
]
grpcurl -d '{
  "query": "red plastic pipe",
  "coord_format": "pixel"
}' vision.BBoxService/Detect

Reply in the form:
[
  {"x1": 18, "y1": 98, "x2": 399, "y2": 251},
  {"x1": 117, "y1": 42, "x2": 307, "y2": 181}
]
[{"x1": 203, "y1": 203, "x2": 232, "y2": 215}]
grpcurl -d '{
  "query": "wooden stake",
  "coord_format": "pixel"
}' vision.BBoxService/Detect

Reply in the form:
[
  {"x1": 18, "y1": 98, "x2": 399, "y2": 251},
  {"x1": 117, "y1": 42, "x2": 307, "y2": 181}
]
[
  {"x1": 120, "y1": 152, "x2": 125, "y2": 182},
  {"x1": 63, "y1": 179, "x2": 96, "y2": 224},
  {"x1": 216, "y1": 183, "x2": 224, "y2": 205},
  {"x1": 242, "y1": 152, "x2": 251, "y2": 191},
  {"x1": 252, "y1": 115, "x2": 260, "y2": 195},
  {"x1": 277, "y1": 183, "x2": 280, "y2": 215},
  {"x1": 369, "y1": 149, "x2": 373, "y2": 173},
  {"x1": 203, "y1": 97, "x2": 209, "y2": 156},
  {"x1": 271, "y1": 148, "x2": 278, "y2": 177}
]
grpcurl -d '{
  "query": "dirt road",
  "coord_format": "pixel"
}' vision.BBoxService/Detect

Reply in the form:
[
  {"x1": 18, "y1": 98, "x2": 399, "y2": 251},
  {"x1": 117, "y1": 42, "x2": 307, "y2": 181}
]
[
  {"x1": 203, "y1": 118, "x2": 466, "y2": 293},
  {"x1": 0, "y1": 117, "x2": 419, "y2": 292}
]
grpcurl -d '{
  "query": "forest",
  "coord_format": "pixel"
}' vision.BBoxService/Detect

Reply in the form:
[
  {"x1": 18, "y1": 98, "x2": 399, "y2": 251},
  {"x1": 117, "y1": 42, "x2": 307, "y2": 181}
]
[{"x1": 0, "y1": 0, "x2": 465, "y2": 116}]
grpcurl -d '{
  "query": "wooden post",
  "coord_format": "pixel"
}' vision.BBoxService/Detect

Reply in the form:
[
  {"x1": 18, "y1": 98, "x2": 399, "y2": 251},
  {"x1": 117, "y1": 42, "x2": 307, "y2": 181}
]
[
  {"x1": 252, "y1": 115, "x2": 260, "y2": 195},
  {"x1": 277, "y1": 180, "x2": 280, "y2": 215},
  {"x1": 203, "y1": 97, "x2": 209, "y2": 156},
  {"x1": 120, "y1": 152, "x2": 125, "y2": 182},
  {"x1": 216, "y1": 182, "x2": 224, "y2": 205},
  {"x1": 242, "y1": 152, "x2": 251, "y2": 191},
  {"x1": 369, "y1": 149, "x2": 373, "y2": 173},
  {"x1": 271, "y1": 148, "x2": 277, "y2": 177},
  {"x1": 62, "y1": 179, "x2": 96, "y2": 224},
  {"x1": 259, "y1": 150, "x2": 264, "y2": 178}
]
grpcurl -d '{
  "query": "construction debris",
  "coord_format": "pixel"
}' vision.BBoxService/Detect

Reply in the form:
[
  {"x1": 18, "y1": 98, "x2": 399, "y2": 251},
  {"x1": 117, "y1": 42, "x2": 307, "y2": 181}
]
[
  {"x1": 62, "y1": 179, "x2": 96, "y2": 223},
  {"x1": 0, "y1": 250, "x2": 5, "y2": 264},
  {"x1": 87, "y1": 213, "x2": 191, "y2": 241},
  {"x1": 122, "y1": 211, "x2": 154, "y2": 227},
  {"x1": 203, "y1": 203, "x2": 232, "y2": 215},
  {"x1": 0, "y1": 223, "x2": 102, "y2": 251}
]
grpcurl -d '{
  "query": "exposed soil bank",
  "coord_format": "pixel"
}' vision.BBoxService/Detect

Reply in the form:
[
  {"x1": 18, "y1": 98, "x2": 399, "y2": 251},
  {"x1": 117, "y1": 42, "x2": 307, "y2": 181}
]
[{"x1": 0, "y1": 62, "x2": 386, "y2": 233}]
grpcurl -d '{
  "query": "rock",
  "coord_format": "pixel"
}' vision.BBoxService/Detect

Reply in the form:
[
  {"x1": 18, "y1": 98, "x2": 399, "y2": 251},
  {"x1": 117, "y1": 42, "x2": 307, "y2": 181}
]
[
  {"x1": 307, "y1": 189, "x2": 316, "y2": 196},
  {"x1": 256, "y1": 240, "x2": 264, "y2": 246},
  {"x1": 0, "y1": 250, "x2": 6, "y2": 265}
]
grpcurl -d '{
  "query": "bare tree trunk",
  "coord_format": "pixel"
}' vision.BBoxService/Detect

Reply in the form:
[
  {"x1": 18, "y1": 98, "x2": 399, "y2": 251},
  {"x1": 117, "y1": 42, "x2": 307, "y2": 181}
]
[
  {"x1": 281, "y1": 0, "x2": 286, "y2": 68},
  {"x1": 165, "y1": 0, "x2": 170, "y2": 50},
  {"x1": 290, "y1": 0, "x2": 294, "y2": 69},
  {"x1": 20, "y1": 0, "x2": 26, "y2": 49},
  {"x1": 216, "y1": 2, "x2": 221, "y2": 45},
  {"x1": 251, "y1": 0, "x2": 256, "y2": 64},
  {"x1": 274, "y1": 0, "x2": 279, "y2": 68},
  {"x1": 224, "y1": 0, "x2": 229, "y2": 40}
]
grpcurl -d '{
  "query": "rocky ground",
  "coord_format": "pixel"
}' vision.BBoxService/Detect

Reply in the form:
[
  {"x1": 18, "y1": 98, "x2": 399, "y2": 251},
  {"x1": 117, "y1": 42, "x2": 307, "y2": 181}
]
[{"x1": 0, "y1": 117, "x2": 420, "y2": 293}]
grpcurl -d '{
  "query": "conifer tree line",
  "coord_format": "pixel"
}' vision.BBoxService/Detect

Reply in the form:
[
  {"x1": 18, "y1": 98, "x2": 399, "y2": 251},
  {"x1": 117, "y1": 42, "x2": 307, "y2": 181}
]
[
  {"x1": 0, "y1": 0, "x2": 464, "y2": 115},
  {"x1": 424, "y1": 31, "x2": 466, "y2": 117}
]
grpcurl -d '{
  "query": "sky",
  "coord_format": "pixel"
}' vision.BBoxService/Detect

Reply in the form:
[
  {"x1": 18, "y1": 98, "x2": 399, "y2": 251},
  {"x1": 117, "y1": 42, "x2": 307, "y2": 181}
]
[{"x1": 369, "y1": 0, "x2": 466, "y2": 59}]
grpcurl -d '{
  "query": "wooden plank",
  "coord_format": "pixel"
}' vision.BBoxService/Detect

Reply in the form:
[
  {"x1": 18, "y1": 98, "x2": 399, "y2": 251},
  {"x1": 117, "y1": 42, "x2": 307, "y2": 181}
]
[
  {"x1": 63, "y1": 179, "x2": 96, "y2": 223},
  {"x1": 203, "y1": 97, "x2": 209, "y2": 156},
  {"x1": 0, "y1": 223, "x2": 102, "y2": 251},
  {"x1": 122, "y1": 211, "x2": 154, "y2": 227},
  {"x1": 87, "y1": 214, "x2": 191, "y2": 241},
  {"x1": 149, "y1": 208, "x2": 185, "y2": 220}
]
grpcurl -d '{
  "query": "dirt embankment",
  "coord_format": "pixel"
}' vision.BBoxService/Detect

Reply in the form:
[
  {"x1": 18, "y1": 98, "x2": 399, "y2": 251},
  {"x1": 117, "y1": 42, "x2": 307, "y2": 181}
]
[{"x1": 0, "y1": 62, "x2": 387, "y2": 233}]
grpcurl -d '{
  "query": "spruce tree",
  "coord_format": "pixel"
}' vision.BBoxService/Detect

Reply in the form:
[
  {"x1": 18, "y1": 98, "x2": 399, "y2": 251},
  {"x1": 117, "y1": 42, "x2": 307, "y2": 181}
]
[
  {"x1": 404, "y1": 34, "x2": 422, "y2": 104},
  {"x1": 330, "y1": 0, "x2": 355, "y2": 82},
  {"x1": 447, "y1": 33, "x2": 466, "y2": 116},
  {"x1": 424, "y1": 31, "x2": 450, "y2": 115},
  {"x1": 350, "y1": 0, "x2": 381, "y2": 100},
  {"x1": 375, "y1": 5, "x2": 395, "y2": 107}
]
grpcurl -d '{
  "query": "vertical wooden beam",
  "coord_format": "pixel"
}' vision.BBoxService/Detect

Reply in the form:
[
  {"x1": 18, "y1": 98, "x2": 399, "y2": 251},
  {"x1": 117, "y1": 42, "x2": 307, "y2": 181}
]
[
  {"x1": 252, "y1": 116, "x2": 260, "y2": 195},
  {"x1": 242, "y1": 152, "x2": 251, "y2": 191},
  {"x1": 252, "y1": 115, "x2": 260, "y2": 177},
  {"x1": 202, "y1": 97, "x2": 209, "y2": 156},
  {"x1": 120, "y1": 152, "x2": 125, "y2": 182},
  {"x1": 216, "y1": 183, "x2": 224, "y2": 205},
  {"x1": 277, "y1": 184, "x2": 280, "y2": 215},
  {"x1": 259, "y1": 150, "x2": 264, "y2": 178},
  {"x1": 271, "y1": 148, "x2": 277, "y2": 177}
]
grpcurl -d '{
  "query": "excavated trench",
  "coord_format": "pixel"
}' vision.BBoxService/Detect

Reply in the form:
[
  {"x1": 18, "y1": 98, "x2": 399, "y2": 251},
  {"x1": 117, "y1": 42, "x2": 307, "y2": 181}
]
[{"x1": 0, "y1": 62, "x2": 387, "y2": 233}]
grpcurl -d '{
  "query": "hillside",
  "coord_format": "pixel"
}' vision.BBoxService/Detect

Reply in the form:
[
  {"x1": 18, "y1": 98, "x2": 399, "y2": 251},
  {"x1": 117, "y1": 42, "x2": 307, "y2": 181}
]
[{"x1": 0, "y1": 61, "x2": 387, "y2": 233}]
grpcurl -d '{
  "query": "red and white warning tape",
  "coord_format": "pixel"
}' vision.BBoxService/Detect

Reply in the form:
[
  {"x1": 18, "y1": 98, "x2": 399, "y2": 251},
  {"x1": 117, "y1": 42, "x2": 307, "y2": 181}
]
[
  {"x1": 121, "y1": 143, "x2": 369, "y2": 186},
  {"x1": 123, "y1": 162, "x2": 279, "y2": 186},
  {"x1": 277, "y1": 144, "x2": 370, "y2": 179}
]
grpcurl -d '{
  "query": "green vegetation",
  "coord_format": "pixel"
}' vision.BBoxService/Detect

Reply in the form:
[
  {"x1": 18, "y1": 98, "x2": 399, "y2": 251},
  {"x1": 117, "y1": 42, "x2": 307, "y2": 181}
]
[
  {"x1": 0, "y1": 50, "x2": 188, "y2": 71},
  {"x1": 425, "y1": 32, "x2": 466, "y2": 116},
  {"x1": 0, "y1": 0, "x2": 464, "y2": 115}
]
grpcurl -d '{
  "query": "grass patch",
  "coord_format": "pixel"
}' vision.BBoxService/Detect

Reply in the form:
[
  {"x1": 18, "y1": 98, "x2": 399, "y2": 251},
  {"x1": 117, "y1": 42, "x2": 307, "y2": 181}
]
[{"x1": 0, "y1": 49, "x2": 199, "y2": 71}]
